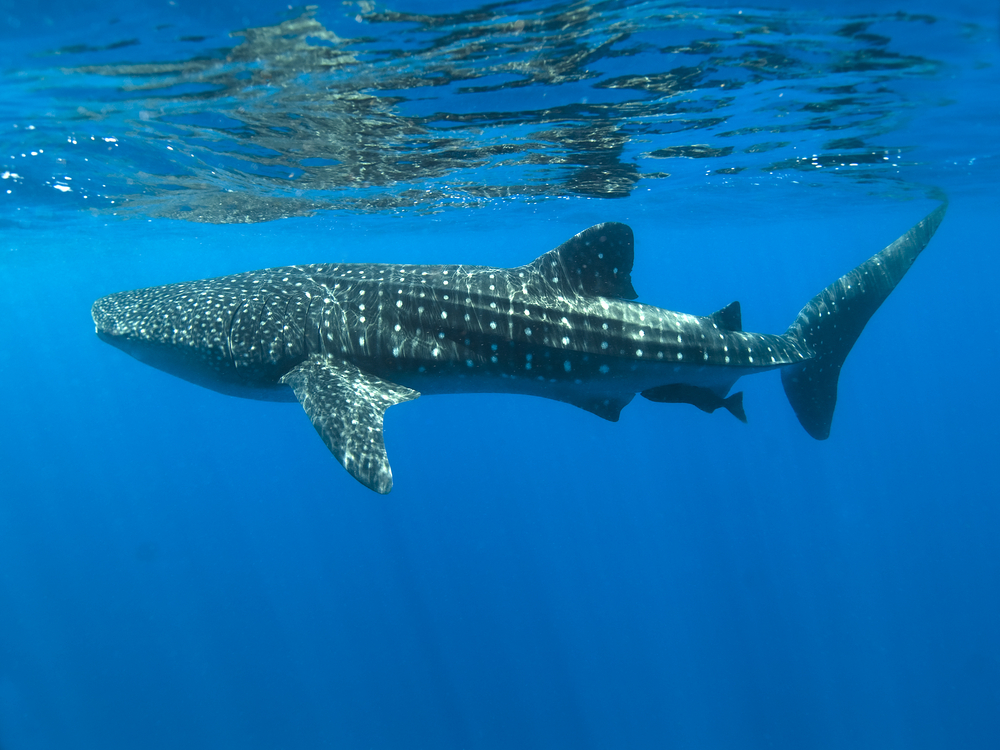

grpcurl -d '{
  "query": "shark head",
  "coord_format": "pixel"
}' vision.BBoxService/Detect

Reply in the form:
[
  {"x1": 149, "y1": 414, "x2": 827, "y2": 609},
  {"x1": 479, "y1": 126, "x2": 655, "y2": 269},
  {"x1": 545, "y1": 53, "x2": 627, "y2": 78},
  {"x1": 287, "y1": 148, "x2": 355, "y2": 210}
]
[
  {"x1": 92, "y1": 292, "x2": 158, "y2": 358},
  {"x1": 92, "y1": 284, "x2": 296, "y2": 401},
  {"x1": 92, "y1": 290, "x2": 221, "y2": 388}
]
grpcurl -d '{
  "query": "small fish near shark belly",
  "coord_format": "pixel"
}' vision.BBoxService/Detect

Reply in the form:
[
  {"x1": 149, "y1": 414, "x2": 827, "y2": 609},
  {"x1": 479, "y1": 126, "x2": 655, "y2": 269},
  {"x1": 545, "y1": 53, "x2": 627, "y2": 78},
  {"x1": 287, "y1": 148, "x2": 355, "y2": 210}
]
[{"x1": 93, "y1": 204, "x2": 947, "y2": 493}]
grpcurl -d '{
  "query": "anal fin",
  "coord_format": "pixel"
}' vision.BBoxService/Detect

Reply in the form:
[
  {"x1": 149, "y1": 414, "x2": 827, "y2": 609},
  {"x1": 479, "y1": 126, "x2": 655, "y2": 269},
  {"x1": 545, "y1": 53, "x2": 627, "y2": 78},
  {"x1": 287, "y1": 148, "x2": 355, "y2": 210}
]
[{"x1": 280, "y1": 355, "x2": 419, "y2": 494}]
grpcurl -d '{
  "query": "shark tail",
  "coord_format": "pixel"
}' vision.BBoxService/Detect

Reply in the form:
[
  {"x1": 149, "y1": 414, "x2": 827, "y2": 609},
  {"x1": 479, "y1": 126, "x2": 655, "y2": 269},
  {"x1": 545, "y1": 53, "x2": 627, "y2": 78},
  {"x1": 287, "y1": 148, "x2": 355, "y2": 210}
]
[{"x1": 781, "y1": 205, "x2": 947, "y2": 440}]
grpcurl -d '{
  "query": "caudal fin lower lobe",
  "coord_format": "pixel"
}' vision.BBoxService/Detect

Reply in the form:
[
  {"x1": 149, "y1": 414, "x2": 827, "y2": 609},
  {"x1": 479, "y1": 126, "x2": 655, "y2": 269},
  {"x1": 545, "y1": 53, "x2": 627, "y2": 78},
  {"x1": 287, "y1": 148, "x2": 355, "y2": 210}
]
[{"x1": 781, "y1": 204, "x2": 947, "y2": 439}]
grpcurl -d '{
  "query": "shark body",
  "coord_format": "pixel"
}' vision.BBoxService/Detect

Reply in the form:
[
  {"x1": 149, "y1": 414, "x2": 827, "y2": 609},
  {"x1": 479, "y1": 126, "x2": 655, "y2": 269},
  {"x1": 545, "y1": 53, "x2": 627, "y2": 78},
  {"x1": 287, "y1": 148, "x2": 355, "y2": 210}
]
[{"x1": 93, "y1": 206, "x2": 946, "y2": 492}]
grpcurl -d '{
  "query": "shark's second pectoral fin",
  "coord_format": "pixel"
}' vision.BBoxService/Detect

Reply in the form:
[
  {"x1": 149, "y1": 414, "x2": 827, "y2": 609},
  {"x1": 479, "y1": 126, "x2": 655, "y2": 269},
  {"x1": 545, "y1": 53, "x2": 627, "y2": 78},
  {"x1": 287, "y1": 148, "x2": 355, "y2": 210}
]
[{"x1": 280, "y1": 355, "x2": 419, "y2": 494}]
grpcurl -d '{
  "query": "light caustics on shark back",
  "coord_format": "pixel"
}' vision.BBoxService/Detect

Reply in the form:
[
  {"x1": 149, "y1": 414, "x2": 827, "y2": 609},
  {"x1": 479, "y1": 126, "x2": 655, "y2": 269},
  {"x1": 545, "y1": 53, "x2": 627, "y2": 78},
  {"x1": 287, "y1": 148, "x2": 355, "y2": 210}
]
[{"x1": 93, "y1": 206, "x2": 946, "y2": 492}]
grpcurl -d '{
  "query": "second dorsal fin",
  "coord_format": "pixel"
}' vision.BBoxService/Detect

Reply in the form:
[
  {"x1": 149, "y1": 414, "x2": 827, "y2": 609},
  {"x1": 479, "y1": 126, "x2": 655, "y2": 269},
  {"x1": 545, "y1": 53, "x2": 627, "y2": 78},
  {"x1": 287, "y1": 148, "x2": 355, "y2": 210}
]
[
  {"x1": 525, "y1": 223, "x2": 638, "y2": 300},
  {"x1": 709, "y1": 301, "x2": 742, "y2": 331}
]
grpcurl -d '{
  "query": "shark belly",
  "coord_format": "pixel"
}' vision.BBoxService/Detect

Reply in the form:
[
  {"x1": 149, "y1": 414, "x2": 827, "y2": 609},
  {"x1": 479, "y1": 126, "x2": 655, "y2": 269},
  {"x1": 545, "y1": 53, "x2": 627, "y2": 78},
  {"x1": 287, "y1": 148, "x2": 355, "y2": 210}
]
[{"x1": 351, "y1": 335, "x2": 783, "y2": 430}]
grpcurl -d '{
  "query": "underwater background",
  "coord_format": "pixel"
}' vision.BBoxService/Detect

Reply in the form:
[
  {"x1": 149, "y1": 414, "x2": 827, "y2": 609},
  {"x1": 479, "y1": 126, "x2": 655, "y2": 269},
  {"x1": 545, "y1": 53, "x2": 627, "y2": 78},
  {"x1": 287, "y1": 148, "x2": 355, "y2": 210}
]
[{"x1": 1, "y1": 0, "x2": 998, "y2": 747}]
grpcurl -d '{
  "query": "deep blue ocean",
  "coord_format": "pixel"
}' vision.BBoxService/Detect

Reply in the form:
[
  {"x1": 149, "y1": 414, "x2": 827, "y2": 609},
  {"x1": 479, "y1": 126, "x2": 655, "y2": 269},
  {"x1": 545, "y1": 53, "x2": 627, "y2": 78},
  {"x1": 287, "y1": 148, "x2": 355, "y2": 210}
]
[{"x1": 1, "y1": 0, "x2": 998, "y2": 748}]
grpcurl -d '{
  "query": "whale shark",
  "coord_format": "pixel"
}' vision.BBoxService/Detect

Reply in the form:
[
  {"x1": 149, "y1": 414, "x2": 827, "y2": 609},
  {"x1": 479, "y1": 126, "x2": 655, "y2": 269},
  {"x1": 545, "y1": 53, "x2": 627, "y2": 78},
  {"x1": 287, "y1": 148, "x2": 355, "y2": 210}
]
[{"x1": 93, "y1": 206, "x2": 946, "y2": 493}]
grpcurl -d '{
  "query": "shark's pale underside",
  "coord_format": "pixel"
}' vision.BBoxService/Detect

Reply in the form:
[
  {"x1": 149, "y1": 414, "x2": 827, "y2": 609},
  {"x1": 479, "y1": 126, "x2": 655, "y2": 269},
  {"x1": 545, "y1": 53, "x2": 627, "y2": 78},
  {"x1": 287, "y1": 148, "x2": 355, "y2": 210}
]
[{"x1": 93, "y1": 206, "x2": 946, "y2": 493}]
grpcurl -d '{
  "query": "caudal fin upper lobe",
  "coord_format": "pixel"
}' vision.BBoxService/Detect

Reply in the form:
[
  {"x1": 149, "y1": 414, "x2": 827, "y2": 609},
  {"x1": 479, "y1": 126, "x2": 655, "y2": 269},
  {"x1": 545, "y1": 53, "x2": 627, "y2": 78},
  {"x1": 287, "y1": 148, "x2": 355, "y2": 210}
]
[{"x1": 781, "y1": 204, "x2": 947, "y2": 439}]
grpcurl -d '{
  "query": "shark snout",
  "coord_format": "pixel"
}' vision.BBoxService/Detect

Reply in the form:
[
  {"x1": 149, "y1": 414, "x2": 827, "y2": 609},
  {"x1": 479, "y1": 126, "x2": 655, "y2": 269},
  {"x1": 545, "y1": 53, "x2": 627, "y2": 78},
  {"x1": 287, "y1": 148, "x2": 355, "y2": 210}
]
[
  {"x1": 91, "y1": 294, "x2": 132, "y2": 343},
  {"x1": 92, "y1": 295, "x2": 118, "y2": 335},
  {"x1": 92, "y1": 293, "x2": 166, "y2": 364}
]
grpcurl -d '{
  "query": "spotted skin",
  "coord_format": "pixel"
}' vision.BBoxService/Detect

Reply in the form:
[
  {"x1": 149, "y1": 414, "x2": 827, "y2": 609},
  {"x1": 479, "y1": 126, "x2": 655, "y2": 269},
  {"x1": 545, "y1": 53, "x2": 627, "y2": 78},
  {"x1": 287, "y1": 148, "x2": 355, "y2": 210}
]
[{"x1": 93, "y1": 207, "x2": 946, "y2": 492}]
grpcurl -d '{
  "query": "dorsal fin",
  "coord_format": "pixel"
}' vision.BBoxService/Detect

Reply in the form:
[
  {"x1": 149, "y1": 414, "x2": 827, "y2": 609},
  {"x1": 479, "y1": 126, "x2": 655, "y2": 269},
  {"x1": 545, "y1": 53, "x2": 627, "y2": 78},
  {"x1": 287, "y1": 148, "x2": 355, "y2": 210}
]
[
  {"x1": 525, "y1": 223, "x2": 637, "y2": 300},
  {"x1": 709, "y1": 301, "x2": 742, "y2": 331}
]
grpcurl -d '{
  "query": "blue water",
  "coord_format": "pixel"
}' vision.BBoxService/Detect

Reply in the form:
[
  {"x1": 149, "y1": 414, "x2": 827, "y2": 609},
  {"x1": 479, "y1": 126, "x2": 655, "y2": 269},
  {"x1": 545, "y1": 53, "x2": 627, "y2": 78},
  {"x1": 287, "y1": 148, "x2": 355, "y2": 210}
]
[{"x1": 2, "y1": 1, "x2": 999, "y2": 748}]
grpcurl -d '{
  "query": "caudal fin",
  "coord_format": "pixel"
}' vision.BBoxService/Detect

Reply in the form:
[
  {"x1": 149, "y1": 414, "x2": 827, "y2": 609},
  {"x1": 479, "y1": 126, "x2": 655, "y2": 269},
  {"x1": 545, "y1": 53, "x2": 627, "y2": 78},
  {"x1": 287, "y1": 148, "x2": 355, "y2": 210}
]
[{"x1": 781, "y1": 205, "x2": 947, "y2": 439}]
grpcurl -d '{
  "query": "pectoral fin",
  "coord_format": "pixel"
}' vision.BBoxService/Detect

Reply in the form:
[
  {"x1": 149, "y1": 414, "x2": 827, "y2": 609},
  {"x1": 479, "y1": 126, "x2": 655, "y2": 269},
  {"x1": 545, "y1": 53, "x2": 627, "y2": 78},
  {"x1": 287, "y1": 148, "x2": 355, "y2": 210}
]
[{"x1": 280, "y1": 355, "x2": 419, "y2": 494}]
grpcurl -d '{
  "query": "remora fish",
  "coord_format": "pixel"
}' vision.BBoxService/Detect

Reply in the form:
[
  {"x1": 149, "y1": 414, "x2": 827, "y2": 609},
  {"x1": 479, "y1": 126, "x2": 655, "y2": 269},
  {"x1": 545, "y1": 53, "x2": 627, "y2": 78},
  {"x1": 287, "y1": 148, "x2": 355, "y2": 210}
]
[{"x1": 93, "y1": 206, "x2": 946, "y2": 493}]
